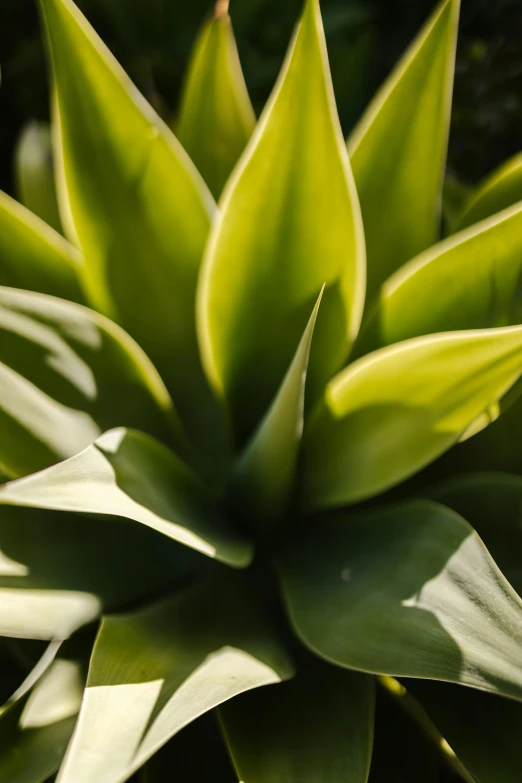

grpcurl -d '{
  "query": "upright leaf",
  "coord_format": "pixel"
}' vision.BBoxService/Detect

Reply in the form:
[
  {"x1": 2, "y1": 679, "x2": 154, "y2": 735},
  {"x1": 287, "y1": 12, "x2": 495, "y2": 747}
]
[
  {"x1": 278, "y1": 501, "x2": 522, "y2": 701},
  {"x1": 455, "y1": 152, "x2": 522, "y2": 231},
  {"x1": 356, "y1": 202, "x2": 522, "y2": 356},
  {"x1": 198, "y1": 0, "x2": 365, "y2": 441},
  {"x1": 0, "y1": 504, "x2": 200, "y2": 640},
  {"x1": 229, "y1": 290, "x2": 322, "y2": 528},
  {"x1": 348, "y1": 0, "x2": 459, "y2": 302},
  {"x1": 0, "y1": 191, "x2": 82, "y2": 303},
  {"x1": 15, "y1": 121, "x2": 62, "y2": 234},
  {"x1": 0, "y1": 286, "x2": 183, "y2": 478},
  {"x1": 0, "y1": 428, "x2": 253, "y2": 568},
  {"x1": 301, "y1": 326, "x2": 522, "y2": 509},
  {"x1": 221, "y1": 663, "x2": 374, "y2": 783},
  {"x1": 177, "y1": 5, "x2": 255, "y2": 199},
  {"x1": 41, "y1": 0, "x2": 222, "y2": 454},
  {"x1": 57, "y1": 572, "x2": 294, "y2": 783}
]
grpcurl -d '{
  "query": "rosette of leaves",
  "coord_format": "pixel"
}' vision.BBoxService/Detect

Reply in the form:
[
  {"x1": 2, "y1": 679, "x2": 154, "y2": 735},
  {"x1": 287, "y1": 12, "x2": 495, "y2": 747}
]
[{"x1": 2, "y1": 0, "x2": 522, "y2": 781}]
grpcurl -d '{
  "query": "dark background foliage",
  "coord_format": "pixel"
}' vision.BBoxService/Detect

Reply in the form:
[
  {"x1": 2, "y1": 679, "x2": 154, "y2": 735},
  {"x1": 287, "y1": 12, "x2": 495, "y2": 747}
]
[{"x1": 1, "y1": 0, "x2": 521, "y2": 195}]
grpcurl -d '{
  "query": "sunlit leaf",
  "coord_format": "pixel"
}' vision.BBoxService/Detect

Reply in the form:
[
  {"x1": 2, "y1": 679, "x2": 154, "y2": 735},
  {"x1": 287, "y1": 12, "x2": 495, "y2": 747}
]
[
  {"x1": 0, "y1": 191, "x2": 82, "y2": 304},
  {"x1": 57, "y1": 572, "x2": 294, "y2": 783},
  {"x1": 0, "y1": 427, "x2": 252, "y2": 568},
  {"x1": 15, "y1": 121, "x2": 62, "y2": 234},
  {"x1": 454, "y1": 152, "x2": 522, "y2": 231},
  {"x1": 198, "y1": 0, "x2": 365, "y2": 441},
  {"x1": 348, "y1": 0, "x2": 459, "y2": 302},
  {"x1": 41, "y1": 0, "x2": 223, "y2": 455},
  {"x1": 278, "y1": 500, "x2": 522, "y2": 700},
  {"x1": 229, "y1": 290, "x2": 322, "y2": 529},
  {"x1": 221, "y1": 661, "x2": 374, "y2": 783},
  {"x1": 301, "y1": 326, "x2": 522, "y2": 509},
  {"x1": 356, "y1": 202, "x2": 522, "y2": 356},
  {"x1": 177, "y1": 6, "x2": 255, "y2": 199},
  {"x1": 0, "y1": 286, "x2": 184, "y2": 478}
]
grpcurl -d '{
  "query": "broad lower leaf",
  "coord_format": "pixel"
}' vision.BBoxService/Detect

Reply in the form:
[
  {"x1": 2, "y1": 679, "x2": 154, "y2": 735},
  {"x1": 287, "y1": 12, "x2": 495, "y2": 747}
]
[
  {"x1": 0, "y1": 656, "x2": 83, "y2": 783},
  {"x1": 0, "y1": 427, "x2": 252, "y2": 568},
  {"x1": 278, "y1": 500, "x2": 522, "y2": 700},
  {"x1": 408, "y1": 679, "x2": 522, "y2": 783},
  {"x1": 15, "y1": 121, "x2": 62, "y2": 234},
  {"x1": 0, "y1": 190, "x2": 82, "y2": 303},
  {"x1": 229, "y1": 290, "x2": 322, "y2": 529},
  {"x1": 356, "y1": 202, "x2": 522, "y2": 356},
  {"x1": 348, "y1": 0, "x2": 459, "y2": 302},
  {"x1": 0, "y1": 286, "x2": 184, "y2": 478},
  {"x1": 427, "y1": 472, "x2": 522, "y2": 594},
  {"x1": 57, "y1": 572, "x2": 294, "y2": 783},
  {"x1": 198, "y1": 0, "x2": 365, "y2": 441},
  {"x1": 41, "y1": 0, "x2": 222, "y2": 454},
  {"x1": 177, "y1": 6, "x2": 255, "y2": 199},
  {"x1": 221, "y1": 662, "x2": 374, "y2": 783},
  {"x1": 0, "y1": 504, "x2": 200, "y2": 640},
  {"x1": 454, "y1": 152, "x2": 522, "y2": 231},
  {"x1": 301, "y1": 326, "x2": 522, "y2": 509}
]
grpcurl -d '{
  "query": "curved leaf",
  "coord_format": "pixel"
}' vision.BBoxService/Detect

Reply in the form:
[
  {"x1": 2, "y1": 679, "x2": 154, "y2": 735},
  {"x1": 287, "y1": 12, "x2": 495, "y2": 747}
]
[
  {"x1": 15, "y1": 121, "x2": 62, "y2": 234},
  {"x1": 198, "y1": 0, "x2": 365, "y2": 441},
  {"x1": 41, "y1": 0, "x2": 222, "y2": 454},
  {"x1": 278, "y1": 501, "x2": 522, "y2": 701},
  {"x1": 0, "y1": 286, "x2": 184, "y2": 478},
  {"x1": 0, "y1": 191, "x2": 82, "y2": 303},
  {"x1": 229, "y1": 290, "x2": 322, "y2": 529},
  {"x1": 356, "y1": 202, "x2": 522, "y2": 356},
  {"x1": 221, "y1": 662, "x2": 374, "y2": 783},
  {"x1": 348, "y1": 0, "x2": 459, "y2": 302},
  {"x1": 455, "y1": 152, "x2": 522, "y2": 231},
  {"x1": 0, "y1": 428, "x2": 252, "y2": 568},
  {"x1": 0, "y1": 504, "x2": 200, "y2": 640},
  {"x1": 301, "y1": 326, "x2": 522, "y2": 509},
  {"x1": 177, "y1": 7, "x2": 255, "y2": 199},
  {"x1": 57, "y1": 572, "x2": 294, "y2": 783}
]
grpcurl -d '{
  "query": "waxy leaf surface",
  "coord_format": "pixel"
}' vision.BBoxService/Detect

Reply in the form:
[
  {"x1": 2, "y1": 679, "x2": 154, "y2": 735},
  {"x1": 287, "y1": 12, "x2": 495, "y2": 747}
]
[
  {"x1": 455, "y1": 152, "x2": 522, "y2": 231},
  {"x1": 15, "y1": 121, "x2": 62, "y2": 234}
]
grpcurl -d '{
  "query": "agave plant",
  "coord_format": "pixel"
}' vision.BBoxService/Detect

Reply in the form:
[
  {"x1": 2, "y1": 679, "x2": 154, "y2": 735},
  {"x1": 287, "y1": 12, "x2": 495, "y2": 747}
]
[{"x1": 2, "y1": 0, "x2": 522, "y2": 780}]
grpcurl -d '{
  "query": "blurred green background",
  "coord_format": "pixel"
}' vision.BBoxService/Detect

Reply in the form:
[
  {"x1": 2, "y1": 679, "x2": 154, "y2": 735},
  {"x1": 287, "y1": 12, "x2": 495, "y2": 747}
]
[{"x1": 1, "y1": 0, "x2": 521, "y2": 196}]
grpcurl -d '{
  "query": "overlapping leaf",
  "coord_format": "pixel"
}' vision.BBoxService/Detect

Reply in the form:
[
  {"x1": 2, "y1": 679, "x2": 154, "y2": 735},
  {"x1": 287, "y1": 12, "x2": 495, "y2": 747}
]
[
  {"x1": 278, "y1": 501, "x2": 522, "y2": 700},
  {"x1": 348, "y1": 0, "x2": 459, "y2": 302},
  {"x1": 41, "y1": 0, "x2": 222, "y2": 454},
  {"x1": 0, "y1": 427, "x2": 252, "y2": 568},
  {"x1": 198, "y1": 0, "x2": 365, "y2": 440},
  {"x1": 177, "y1": 6, "x2": 255, "y2": 199},
  {"x1": 221, "y1": 662, "x2": 374, "y2": 783},
  {"x1": 56, "y1": 572, "x2": 294, "y2": 783},
  {"x1": 301, "y1": 326, "x2": 522, "y2": 508},
  {"x1": 15, "y1": 121, "x2": 62, "y2": 234},
  {"x1": 455, "y1": 152, "x2": 522, "y2": 231},
  {"x1": 0, "y1": 286, "x2": 183, "y2": 478}
]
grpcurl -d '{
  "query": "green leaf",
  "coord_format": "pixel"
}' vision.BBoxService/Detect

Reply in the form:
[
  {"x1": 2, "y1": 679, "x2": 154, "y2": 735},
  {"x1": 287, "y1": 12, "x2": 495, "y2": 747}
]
[
  {"x1": 356, "y1": 202, "x2": 522, "y2": 356},
  {"x1": 0, "y1": 656, "x2": 82, "y2": 783},
  {"x1": 427, "y1": 472, "x2": 522, "y2": 595},
  {"x1": 0, "y1": 190, "x2": 82, "y2": 303},
  {"x1": 301, "y1": 326, "x2": 522, "y2": 509},
  {"x1": 0, "y1": 427, "x2": 252, "y2": 569},
  {"x1": 220, "y1": 662, "x2": 374, "y2": 783},
  {"x1": 198, "y1": 0, "x2": 365, "y2": 441},
  {"x1": 177, "y1": 7, "x2": 255, "y2": 199},
  {"x1": 408, "y1": 679, "x2": 522, "y2": 783},
  {"x1": 278, "y1": 500, "x2": 522, "y2": 701},
  {"x1": 0, "y1": 286, "x2": 184, "y2": 478},
  {"x1": 0, "y1": 504, "x2": 200, "y2": 640},
  {"x1": 41, "y1": 0, "x2": 222, "y2": 455},
  {"x1": 454, "y1": 152, "x2": 522, "y2": 231},
  {"x1": 56, "y1": 572, "x2": 294, "y2": 783},
  {"x1": 441, "y1": 173, "x2": 471, "y2": 234},
  {"x1": 15, "y1": 121, "x2": 63, "y2": 234},
  {"x1": 348, "y1": 0, "x2": 459, "y2": 302},
  {"x1": 229, "y1": 289, "x2": 323, "y2": 529}
]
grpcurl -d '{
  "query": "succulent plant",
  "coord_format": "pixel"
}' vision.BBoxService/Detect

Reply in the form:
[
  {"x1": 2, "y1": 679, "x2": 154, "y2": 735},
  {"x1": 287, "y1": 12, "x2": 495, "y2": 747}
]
[{"x1": 2, "y1": 0, "x2": 522, "y2": 781}]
